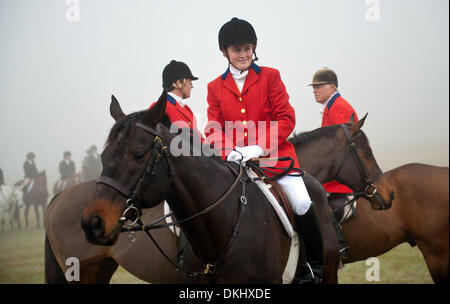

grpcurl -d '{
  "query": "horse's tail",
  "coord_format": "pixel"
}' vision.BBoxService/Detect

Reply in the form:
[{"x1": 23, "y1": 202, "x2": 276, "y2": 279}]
[{"x1": 44, "y1": 233, "x2": 67, "y2": 284}]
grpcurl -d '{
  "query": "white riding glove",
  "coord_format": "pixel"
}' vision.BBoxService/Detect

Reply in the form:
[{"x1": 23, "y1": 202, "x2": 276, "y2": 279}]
[
  {"x1": 235, "y1": 145, "x2": 265, "y2": 163},
  {"x1": 226, "y1": 150, "x2": 243, "y2": 163}
]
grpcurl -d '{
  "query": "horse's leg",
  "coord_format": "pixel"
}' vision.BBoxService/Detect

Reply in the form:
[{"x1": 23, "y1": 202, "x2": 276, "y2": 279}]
[
  {"x1": 15, "y1": 206, "x2": 21, "y2": 230},
  {"x1": 41, "y1": 201, "x2": 46, "y2": 227},
  {"x1": 303, "y1": 174, "x2": 340, "y2": 284},
  {"x1": 417, "y1": 240, "x2": 449, "y2": 284},
  {"x1": 16, "y1": 207, "x2": 21, "y2": 230},
  {"x1": 34, "y1": 203, "x2": 40, "y2": 228},
  {"x1": 45, "y1": 234, "x2": 68, "y2": 283},
  {"x1": 24, "y1": 203, "x2": 30, "y2": 227}
]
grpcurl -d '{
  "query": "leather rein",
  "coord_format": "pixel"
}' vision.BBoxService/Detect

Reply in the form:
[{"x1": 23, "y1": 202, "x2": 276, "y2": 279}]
[{"x1": 333, "y1": 124, "x2": 383, "y2": 203}]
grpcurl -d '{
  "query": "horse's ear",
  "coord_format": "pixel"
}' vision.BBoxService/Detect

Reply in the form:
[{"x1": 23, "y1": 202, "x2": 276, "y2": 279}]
[
  {"x1": 143, "y1": 91, "x2": 167, "y2": 125},
  {"x1": 110, "y1": 95, "x2": 125, "y2": 122},
  {"x1": 349, "y1": 113, "x2": 368, "y2": 135},
  {"x1": 346, "y1": 113, "x2": 357, "y2": 126}
]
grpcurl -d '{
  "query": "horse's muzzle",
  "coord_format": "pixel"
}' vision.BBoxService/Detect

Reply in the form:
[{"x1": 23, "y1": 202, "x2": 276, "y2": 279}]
[
  {"x1": 80, "y1": 213, "x2": 118, "y2": 246},
  {"x1": 372, "y1": 190, "x2": 394, "y2": 210}
]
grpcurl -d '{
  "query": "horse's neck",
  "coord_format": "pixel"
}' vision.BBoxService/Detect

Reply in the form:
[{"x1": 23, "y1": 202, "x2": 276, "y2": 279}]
[
  {"x1": 167, "y1": 156, "x2": 240, "y2": 262},
  {"x1": 0, "y1": 185, "x2": 13, "y2": 202},
  {"x1": 297, "y1": 136, "x2": 341, "y2": 184}
]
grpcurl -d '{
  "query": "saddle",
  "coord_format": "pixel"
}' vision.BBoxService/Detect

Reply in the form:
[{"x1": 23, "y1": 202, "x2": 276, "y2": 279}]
[
  {"x1": 250, "y1": 168, "x2": 296, "y2": 229},
  {"x1": 328, "y1": 193, "x2": 357, "y2": 224}
]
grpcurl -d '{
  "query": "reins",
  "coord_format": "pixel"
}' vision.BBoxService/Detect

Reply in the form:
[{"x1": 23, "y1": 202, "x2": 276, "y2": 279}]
[
  {"x1": 334, "y1": 124, "x2": 383, "y2": 200},
  {"x1": 96, "y1": 122, "x2": 285, "y2": 278},
  {"x1": 97, "y1": 121, "x2": 383, "y2": 279}
]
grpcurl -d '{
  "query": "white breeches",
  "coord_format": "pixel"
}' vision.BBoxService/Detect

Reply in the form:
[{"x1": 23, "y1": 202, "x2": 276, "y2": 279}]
[{"x1": 277, "y1": 175, "x2": 312, "y2": 215}]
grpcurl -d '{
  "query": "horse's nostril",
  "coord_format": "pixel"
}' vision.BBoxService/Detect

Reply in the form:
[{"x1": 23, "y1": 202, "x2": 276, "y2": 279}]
[
  {"x1": 390, "y1": 191, "x2": 395, "y2": 202},
  {"x1": 90, "y1": 215, "x2": 105, "y2": 238}
]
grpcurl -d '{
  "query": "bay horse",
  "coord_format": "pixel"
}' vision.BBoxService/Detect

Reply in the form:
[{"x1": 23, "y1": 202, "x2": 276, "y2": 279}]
[
  {"x1": 22, "y1": 171, "x2": 48, "y2": 228},
  {"x1": 72, "y1": 94, "x2": 386, "y2": 283},
  {"x1": 340, "y1": 163, "x2": 448, "y2": 283}
]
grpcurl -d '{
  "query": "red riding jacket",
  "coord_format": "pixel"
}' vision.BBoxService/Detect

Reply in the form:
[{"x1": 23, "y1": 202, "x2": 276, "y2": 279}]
[
  {"x1": 150, "y1": 94, "x2": 198, "y2": 129},
  {"x1": 149, "y1": 94, "x2": 204, "y2": 141},
  {"x1": 321, "y1": 93, "x2": 359, "y2": 193},
  {"x1": 205, "y1": 63, "x2": 299, "y2": 175}
]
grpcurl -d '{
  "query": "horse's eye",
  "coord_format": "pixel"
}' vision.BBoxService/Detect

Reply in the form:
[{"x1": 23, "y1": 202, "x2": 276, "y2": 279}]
[
  {"x1": 364, "y1": 149, "x2": 373, "y2": 157},
  {"x1": 134, "y1": 151, "x2": 146, "y2": 160}
]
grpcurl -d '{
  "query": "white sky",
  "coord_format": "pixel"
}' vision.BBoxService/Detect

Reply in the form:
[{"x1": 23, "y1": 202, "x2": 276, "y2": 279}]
[{"x1": 0, "y1": 0, "x2": 448, "y2": 187}]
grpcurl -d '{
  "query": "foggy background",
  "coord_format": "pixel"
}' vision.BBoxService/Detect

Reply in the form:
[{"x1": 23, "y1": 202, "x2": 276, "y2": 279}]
[{"x1": 0, "y1": 0, "x2": 448, "y2": 191}]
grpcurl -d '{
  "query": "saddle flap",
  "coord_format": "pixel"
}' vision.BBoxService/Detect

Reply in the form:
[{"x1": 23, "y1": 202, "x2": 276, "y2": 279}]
[
  {"x1": 246, "y1": 168, "x2": 296, "y2": 233},
  {"x1": 264, "y1": 178, "x2": 296, "y2": 229}
]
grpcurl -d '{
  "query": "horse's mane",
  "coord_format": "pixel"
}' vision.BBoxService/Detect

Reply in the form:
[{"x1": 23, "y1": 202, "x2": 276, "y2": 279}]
[
  {"x1": 171, "y1": 127, "x2": 225, "y2": 163},
  {"x1": 288, "y1": 124, "x2": 338, "y2": 147}
]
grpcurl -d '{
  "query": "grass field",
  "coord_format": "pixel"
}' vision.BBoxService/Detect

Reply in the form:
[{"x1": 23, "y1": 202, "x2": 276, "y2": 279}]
[{"x1": 0, "y1": 212, "x2": 434, "y2": 284}]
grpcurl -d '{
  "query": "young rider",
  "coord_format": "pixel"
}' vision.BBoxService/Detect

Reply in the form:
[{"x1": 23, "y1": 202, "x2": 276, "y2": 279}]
[{"x1": 205, "y1": 17, "x2": 324, "y2": 283}]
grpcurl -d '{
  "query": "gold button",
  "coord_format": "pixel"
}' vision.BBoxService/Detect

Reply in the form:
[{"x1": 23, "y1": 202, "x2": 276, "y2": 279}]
[
  {"x1": 244, "y1": 132, "x2": 248, "y2": 137},
  {"x1": 239, "y1": 97, "x2": 243, "y2": 102},
  {"x1": 188, "y1": 122, "x2": 191, "y2": 125},
  {"x1": 243, "y1": 120, "x2": 247, "y2": 125},
  {"x1": 241, "y1": 108, "x2": 246, "y2": 114}
]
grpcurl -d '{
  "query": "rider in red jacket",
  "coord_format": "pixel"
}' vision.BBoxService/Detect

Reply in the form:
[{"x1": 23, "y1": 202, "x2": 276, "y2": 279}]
[
  {"x1": 309, "y1": 67, "x2": 359, "y2": 260},
  {"x1": 205, "y1": 18, "x2": 324, "y2": 284},
  {"x1": 149, "y1": 60, "x2": 203, "y2": 140}
]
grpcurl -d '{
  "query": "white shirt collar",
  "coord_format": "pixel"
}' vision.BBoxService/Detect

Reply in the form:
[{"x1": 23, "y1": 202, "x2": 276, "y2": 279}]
[
  {"x1": 229, "y1": 65, "x2": 249, "y2": 92},
  {"x1": 320, "y1": 91, "x2": 339, "y2": 116},
  {"x1": 229, "y1": 64, "x2": 249, "y2": 81},
  {"x1": 168, "y1": 92, "x2": 186, "y2": 108}
]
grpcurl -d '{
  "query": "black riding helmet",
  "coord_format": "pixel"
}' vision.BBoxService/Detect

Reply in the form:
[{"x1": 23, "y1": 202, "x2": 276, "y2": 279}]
[
  {"x1": 162, "y1": 60, "x2": 198, "y2": 91},
  {"x1": 219, "y1": 17, "x2": 257, "y2": 50}
]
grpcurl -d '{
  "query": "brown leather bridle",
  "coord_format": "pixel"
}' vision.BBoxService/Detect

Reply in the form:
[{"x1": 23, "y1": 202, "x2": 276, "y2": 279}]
[{"x1": 334, "y1": 124, "x2": 383, "y2": 201}]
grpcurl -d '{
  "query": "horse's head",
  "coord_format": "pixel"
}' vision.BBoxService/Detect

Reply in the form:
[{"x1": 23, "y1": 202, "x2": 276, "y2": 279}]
[
  {"x1": 334, "y1": 114, "x2": 394, "y2": 210},
  {"x1": 81, "y1": 93, "x2": 173, "y2": 246}
]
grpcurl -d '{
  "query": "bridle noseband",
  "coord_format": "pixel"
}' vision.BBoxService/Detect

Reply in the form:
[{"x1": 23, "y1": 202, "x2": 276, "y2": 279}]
[{"x1": 335, "y1": 124, "x2": 383, "y2": 200}]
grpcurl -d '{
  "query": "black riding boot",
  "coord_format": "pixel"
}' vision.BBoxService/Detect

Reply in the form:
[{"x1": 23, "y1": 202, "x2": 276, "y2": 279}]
[
  {"x1": 293, "y1": 202, "x2": 324, "y2": 284},
  {"x1": 328, "y1": 195, "x2": 350, "y2": 260},
  {"x1": 331, "y1": 213, "x2": 349, "y2": 260}
]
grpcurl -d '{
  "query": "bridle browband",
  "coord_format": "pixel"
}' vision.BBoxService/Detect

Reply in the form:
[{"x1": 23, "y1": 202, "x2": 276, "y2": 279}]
[{"x1": 334, "y1": 124, "x2": 383, "y2": 201}]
